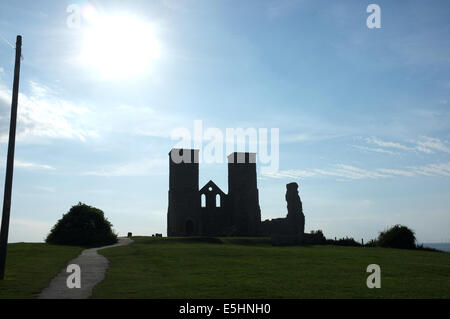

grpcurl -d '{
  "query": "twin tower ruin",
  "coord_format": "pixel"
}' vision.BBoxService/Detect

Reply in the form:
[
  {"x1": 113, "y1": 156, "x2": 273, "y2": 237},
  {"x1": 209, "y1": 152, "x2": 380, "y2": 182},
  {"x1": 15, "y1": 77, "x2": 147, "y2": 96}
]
[{"x1": 167, "y1": 148, "x2": 305, "y2": 237}]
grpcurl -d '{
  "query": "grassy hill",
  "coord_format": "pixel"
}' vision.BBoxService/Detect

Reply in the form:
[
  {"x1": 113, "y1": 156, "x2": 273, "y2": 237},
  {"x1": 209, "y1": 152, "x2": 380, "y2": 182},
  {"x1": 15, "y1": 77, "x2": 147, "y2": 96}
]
[
  {"x1": 92, "y1": 236, "x2": 450, "y2": 298},
  {"x1": 0, "y1": 243, "x2": 84, "y2": 298}
]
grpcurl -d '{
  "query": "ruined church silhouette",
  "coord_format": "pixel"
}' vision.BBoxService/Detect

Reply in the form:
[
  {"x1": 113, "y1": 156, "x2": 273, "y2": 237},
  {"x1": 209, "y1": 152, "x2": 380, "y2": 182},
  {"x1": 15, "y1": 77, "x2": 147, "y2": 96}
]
[{"x1": 167, "y1": 148, "x2": 305, "y2": 237}]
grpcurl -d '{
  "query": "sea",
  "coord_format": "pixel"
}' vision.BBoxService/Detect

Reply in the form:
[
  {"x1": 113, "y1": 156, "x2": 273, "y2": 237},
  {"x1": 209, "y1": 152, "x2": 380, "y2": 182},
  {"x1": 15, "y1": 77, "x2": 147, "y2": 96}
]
[{"x1": 421, "y1": 243, "x2": 450, "y2": 253}]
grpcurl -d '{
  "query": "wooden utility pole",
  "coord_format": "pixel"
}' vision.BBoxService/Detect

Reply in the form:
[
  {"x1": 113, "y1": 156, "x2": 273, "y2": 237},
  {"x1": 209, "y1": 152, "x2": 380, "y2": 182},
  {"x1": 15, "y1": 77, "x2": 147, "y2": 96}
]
[{"x1": 0, "y1": 35, "x2": 22, "y2": 280}]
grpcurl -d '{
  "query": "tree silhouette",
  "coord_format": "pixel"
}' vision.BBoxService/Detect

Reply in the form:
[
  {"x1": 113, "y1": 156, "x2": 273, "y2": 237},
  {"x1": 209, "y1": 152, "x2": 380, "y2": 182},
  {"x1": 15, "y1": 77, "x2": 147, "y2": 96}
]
[{"x1": 46, "y1": 202, "x2": 117, "y2": 247}]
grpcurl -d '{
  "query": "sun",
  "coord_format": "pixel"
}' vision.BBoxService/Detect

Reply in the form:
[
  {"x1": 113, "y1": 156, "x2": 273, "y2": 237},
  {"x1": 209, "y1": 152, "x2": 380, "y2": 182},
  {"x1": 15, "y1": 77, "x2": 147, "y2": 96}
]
[{"x1": 80, "y1": 13, "x2": 160, "y2": 79}]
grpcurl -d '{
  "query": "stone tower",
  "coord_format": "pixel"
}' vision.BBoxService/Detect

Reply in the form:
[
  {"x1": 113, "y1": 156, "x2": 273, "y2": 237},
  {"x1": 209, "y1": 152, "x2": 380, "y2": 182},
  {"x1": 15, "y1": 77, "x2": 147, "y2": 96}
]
[
  {"x1": 167, "y1": 148, "x2": 201, "y2": 236},
  {"x1": 227, "y1": 152, "x2": 261, "y2": 236}
]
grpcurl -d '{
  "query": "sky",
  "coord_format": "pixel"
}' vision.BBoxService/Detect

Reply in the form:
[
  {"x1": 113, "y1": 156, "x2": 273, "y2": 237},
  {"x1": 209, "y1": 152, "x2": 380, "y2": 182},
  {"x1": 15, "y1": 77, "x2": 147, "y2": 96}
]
[{"x1": 0, "y1": 0, "x2": 449, "y2": 243}]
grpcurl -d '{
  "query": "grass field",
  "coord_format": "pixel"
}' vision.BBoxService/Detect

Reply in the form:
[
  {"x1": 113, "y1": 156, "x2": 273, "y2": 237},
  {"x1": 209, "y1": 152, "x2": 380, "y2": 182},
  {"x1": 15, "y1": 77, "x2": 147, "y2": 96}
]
[
  {"x1": 92, "y1": 236, "x2": 450, "y2": 299},
  {"x1": 0, "y1": 243, "x2": 83, "y2": 299}
]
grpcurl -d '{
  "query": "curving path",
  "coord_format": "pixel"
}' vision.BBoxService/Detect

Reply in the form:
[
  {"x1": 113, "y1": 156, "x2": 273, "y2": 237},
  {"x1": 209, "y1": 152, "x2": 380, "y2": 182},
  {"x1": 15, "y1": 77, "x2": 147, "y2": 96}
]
[{"x1": 38, "y1": 237, "x2": 133, "y2": 299}]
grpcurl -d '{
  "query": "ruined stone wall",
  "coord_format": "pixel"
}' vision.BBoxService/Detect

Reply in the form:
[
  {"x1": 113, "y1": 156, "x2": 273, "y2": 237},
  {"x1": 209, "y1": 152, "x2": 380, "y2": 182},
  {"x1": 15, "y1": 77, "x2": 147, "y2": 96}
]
[
  {"x1": 258, "y1": 182, "x2": 305, "y2": 237},
  {"x1": 167, "y1": 149, "x2": 307, "y2": 238}
]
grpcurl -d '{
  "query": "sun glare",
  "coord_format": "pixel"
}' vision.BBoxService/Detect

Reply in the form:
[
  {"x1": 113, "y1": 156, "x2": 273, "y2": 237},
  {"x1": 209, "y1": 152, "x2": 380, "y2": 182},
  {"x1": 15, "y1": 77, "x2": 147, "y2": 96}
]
[{"x1": 81, "y1": 14, "x2": 160, "y2": 79}]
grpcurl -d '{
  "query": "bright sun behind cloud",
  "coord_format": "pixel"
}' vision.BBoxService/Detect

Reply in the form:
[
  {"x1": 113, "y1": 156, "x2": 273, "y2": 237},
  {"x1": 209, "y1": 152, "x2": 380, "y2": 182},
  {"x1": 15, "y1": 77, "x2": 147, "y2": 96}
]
[{"x1": 80, "y1": 13, "x2": 160, "y2": 79}]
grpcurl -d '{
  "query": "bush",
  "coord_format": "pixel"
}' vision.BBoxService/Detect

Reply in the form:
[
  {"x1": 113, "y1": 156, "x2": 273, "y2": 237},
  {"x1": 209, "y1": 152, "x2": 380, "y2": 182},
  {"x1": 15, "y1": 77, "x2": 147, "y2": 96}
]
[
  {"x1": 46, "y1": 202, "x2": 118, "y2": 247},
  {"x1": 364, "y1": 239, "x2": 377, "y2": 247},
  {"x1": 309, "y1": 230, "x2": 327, "y2": 244},
  {"x1": 326, "y1": 236, "x2": 362, "y2": 247},
  {"x1": 270, "y1": 230, "x2": 327, "y2": 246},
  {"x1": 376, "y1": 224, "x2": 416, "y2": 249}
]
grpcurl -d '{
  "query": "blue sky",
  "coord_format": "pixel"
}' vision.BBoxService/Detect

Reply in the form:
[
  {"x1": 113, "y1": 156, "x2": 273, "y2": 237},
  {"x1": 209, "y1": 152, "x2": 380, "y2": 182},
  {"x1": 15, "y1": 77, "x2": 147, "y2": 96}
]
[{"x1": 0, "y1": 0, "x2": 449, "y2": 243}]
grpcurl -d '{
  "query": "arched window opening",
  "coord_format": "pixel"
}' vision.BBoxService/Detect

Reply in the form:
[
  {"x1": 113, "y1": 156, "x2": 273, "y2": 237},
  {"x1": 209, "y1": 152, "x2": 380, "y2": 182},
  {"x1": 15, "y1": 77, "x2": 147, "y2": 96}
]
[
  {"x1": 201, "y1": 194, "x2": 206, "y2": 207},
  {"x1": 216, "y1": 194, "x2": 221, "y2": 207}
]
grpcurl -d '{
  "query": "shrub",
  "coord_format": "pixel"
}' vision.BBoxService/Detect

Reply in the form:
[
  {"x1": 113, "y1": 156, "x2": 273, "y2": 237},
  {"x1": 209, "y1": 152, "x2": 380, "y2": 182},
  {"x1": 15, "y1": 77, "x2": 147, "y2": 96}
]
[
  {"x1": 270, "y1": 230, "x2": 327, "y2": 246},
  {"x1": 46, "y1": 202, "x2": 118, "y2": 247},
  {"x1": 364, "y1": 239, "x2": 377, "y2": 247},
  {"x1": 309, "y1": 230, "x2": 327, "y2": 244},
  {"x1": 326, "y1": 236, "x2": 362, "y2": 247},
  {"x1": 376, "y1": 224, "x2": 416, "y2": 249}
]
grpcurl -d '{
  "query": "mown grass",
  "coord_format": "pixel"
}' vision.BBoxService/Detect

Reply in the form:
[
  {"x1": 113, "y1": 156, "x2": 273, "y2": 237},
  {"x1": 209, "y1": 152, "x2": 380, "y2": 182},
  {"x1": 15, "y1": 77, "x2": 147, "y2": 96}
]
[
  {"x1": 93, "y1": 236, "x2": 450, "y2": 299},
  {"x1": 0, "y1": 243, "x2": 83, "y2": 298}
]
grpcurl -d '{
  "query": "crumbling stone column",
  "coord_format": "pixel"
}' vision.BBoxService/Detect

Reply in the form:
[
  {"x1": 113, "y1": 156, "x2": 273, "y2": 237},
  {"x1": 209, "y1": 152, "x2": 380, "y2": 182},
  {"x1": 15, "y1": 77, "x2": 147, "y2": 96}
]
[{"x1": 286, "y1": 182, "x2": 305, "y2": 235}]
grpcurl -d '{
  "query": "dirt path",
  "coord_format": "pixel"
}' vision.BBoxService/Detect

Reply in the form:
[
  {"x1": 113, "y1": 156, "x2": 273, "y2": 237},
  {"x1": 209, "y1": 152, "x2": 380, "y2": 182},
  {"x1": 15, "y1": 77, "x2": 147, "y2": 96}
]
[{"x1": 38, "y1": 237, "x2": 133, "y2": 299}]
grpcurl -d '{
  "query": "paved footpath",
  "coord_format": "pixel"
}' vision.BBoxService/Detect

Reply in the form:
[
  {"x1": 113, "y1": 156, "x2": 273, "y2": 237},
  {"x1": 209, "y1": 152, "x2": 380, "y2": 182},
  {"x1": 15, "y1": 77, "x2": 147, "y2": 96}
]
[{"x1": 38, "y1": 237, "x2": 133, "y2": 299}]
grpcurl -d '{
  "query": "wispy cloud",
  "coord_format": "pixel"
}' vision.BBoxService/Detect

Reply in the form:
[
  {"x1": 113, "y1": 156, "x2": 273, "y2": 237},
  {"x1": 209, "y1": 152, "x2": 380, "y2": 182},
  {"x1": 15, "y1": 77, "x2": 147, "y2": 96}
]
[
  {"x1": 15, "y1": 159, "x2": 53, "y2": 170},
  {"x1": 366, "y1": 137, "x2": 414, "y2": 151},
  {"x1": 363, "y1": 136, "x2": 450, "y2": 155},
  {"x1": 352, "y1": 145, "x2": 397, "y2": 155},
  {"x1": 375, "y1": 168, "x2": 415, "y2": 177},
  {"x1": 82, "y1": 157, "x2": 167, "y2": 177},
  {"x1": 415, "y1": 136, "x2": 450, "y2": 154},
  {"x1": 262, "y1": 169, "x2": 316, "y2": 179},
  {"x1": 314, "y1": 164, "x2": 390, "y2": 180},
  {"x1": 0, "y1": 81, "x2": 97, "y2": 143},
  {"x1": 263, "y1": 164, "x2": 387, "y2": 180},
  {"x1": 91, "y1": 104, "x2": 186, "y2": 140},
  {"x1": 409, "y1": 162, "x2": 450, "y2": 177},
  {"x1": 0, "y1": 158, "x2": 53, "y2": 170},
  {"x1": 263, "y1": 162, "x2": 450, "y2": 181}
]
